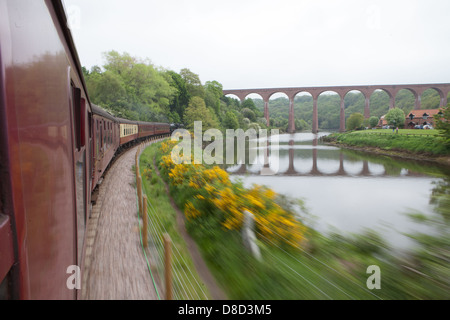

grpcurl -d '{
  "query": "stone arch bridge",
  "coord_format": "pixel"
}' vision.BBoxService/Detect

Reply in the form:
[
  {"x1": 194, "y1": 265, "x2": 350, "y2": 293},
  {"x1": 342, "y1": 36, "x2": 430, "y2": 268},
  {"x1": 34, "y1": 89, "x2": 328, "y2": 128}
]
[{"x1": 223, "y1": 83, "x2": 450, "y2": 133}]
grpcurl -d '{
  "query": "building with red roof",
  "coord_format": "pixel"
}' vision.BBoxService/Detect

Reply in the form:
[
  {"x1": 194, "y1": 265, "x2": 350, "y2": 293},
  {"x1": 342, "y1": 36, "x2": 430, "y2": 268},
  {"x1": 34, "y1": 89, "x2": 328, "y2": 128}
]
[{"x1": 379, "y1": 108, "x2": 444, "y2": 128}]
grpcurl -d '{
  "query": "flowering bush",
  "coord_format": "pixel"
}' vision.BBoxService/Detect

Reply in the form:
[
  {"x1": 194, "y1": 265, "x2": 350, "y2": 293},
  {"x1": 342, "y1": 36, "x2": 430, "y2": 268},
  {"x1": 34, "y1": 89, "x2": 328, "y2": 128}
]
[{"x1": 158, "y1": 139, "x2": 307, "y2": 249}]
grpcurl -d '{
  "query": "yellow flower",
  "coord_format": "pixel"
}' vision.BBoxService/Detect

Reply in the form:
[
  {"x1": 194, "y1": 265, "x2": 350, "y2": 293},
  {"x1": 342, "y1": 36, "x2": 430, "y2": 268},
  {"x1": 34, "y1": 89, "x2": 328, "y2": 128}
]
[
  {"x1": 204, "y1": 184, "x2": 216, "y2": 195},
  {"x1": 185, "y1": 201, "x2": 201, "y2": 220},
  {"x1": 243, "y1": 193, "x2": 265, "y2": 211},
  {"x1": 169, "y1": 164, "x2": 188, "y2": 185},
  {"x1": 160, "y1": 155, "x2": 174, "y2": 171},
  {"x1": 202, "y1": 166, "x2": 231, "y2": 186},
  {"x1": 263, "y1": 188, "x2": 277, "y2": 200}
]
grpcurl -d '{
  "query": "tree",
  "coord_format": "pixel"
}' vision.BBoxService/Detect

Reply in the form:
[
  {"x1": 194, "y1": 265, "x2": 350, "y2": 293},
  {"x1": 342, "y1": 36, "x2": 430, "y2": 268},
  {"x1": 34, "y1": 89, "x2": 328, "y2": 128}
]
[
  {"x1": 241, "y1": 98, "x2": 259, "y2": 113},
  {"x1": 166, "y1": 70, "x2": 190, "y2": 122},
  {"x1": 223, "y1": 111, "x2": 239, "y2": 130},
  {"x1": 241, "y1": 108, "x2": 256, "y2": 122},
  {"x1": 204, "y1": 81, "x2": 223, "y2": 100},
  {"x1": 369, "y1": 116, "x2": 379, "y2": 128},
  {"x1": 84, "y1": 51, "x2": 175, "y2": 122},
  {"x1": 89, "y1": 71, "x2": 126, "y2": 106},
  {"x1": 346, "y1": 113, "x2": 365, "y2": 130},
  {"x1": 385, "y1": 108, "x2": 405, "y2": 128},
  {"x1": 103, "y1": 50, "x2": 136, "y2": 75},
  {"x1": 180, "y1": 68, "x2": 205, "y2": 98},
  {"x1": 434, "y1": 104, "x2": 450, "y2": 148},
  {"x1": 295, "y1": 119, "x2": 311, "y2": 131},
  {"x1": 183, "y1": 96, "x2": 219, "y2": 132}
]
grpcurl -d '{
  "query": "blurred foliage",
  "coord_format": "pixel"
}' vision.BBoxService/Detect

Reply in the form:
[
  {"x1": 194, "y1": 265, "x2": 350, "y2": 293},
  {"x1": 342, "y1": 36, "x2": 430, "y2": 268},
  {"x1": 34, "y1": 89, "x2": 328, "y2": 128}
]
[
  {"x1": 158, "y1": 138, "x2": 307, "y2": 249},
  {"x1": 434, "y1": 103, "x2": 450, "y2": 148},
  {"x1": 152, "y1": 136, "x2": 450, "y2": 299}
]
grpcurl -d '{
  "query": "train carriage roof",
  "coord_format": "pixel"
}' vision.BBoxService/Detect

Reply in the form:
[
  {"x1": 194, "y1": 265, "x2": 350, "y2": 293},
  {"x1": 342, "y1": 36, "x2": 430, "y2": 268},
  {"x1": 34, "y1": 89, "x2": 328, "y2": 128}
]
[
  {"x1": 116, "y1": 117, "x2": 139, "y2": 125},
  {"x1": 136, "y1": 121, "x2": 169, "y2": 126},
  {"x1": 91, "y1": 104, "x2": 117, "y2": 122}
]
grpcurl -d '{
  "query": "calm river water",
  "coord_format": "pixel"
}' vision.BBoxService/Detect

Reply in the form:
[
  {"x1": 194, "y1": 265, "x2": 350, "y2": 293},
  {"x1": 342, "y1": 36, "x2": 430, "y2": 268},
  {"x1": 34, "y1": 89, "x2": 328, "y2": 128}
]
[{"x1": 227, "y1": 132, "x2": 450, "y2": 251}]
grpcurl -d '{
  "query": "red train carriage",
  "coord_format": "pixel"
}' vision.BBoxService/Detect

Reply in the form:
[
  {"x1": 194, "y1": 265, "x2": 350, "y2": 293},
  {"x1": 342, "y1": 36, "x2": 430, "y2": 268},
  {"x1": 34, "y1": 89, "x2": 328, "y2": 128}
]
[
  {"x1": 137, "y1": 121, "x2": 155, "y2": 139},
  {"x1": 0, "y1": 0, "x2": 92, "y2": 299},
  {"x1": 155, "y1": 123, "x2": 170, "y2": 135},
  {"x1": 137, "y1": 122, "x2": 170, "y2": 140},
  {"x1": 0, "y1": 0, "x2": 171, "y2": 300},
  {"x1": 91, "y1": 104, "x2": 119, "y2": 191}
]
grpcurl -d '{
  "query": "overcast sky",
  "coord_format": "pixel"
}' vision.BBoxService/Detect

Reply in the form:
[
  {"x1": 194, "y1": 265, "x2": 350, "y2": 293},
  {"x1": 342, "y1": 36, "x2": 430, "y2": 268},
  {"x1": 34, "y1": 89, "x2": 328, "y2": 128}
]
[{"x1": 63, "y1": 0, "x2": 450, "y2": 90}]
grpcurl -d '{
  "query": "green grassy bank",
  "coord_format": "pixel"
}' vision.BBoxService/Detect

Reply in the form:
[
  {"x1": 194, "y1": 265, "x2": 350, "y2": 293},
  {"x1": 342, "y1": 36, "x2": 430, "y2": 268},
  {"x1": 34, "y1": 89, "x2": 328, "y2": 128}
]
[{"x1": 324, "y1": 129, "x2": 449, "y2": 156}]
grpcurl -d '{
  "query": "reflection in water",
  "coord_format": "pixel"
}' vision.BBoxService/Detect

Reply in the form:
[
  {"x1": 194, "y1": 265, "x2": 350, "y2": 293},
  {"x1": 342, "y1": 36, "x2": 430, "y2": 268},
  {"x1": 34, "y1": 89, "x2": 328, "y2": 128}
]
[{"x1": 227, "y1": 132, "x2": 450, "y2": 250}]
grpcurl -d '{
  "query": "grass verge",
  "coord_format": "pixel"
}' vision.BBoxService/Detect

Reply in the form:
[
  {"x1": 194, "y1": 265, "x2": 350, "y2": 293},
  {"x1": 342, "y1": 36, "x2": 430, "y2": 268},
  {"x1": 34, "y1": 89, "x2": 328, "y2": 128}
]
[
  {"x1": 152, "y1": 139, "x2": 450, "y2": 299},
  {"x1": 138, "y1": 142, "x2": 212, "y2": 300},
  {"x1": 325, "y1": 130, "x2": 449, "y2": 156}
]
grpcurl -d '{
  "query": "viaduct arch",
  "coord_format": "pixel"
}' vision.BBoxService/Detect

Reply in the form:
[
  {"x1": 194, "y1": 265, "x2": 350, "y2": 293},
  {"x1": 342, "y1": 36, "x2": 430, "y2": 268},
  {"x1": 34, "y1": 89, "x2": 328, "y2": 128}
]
[{"x1": 223, "y1": 83, "x2": 450, "y2": 133}]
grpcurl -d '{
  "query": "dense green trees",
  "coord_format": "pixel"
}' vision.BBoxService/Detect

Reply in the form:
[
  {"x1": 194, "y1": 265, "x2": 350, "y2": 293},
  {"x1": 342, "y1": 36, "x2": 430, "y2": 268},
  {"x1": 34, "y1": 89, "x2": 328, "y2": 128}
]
[
  {"x1": 83, "y1": 51, "x2": 242, "y2": 132},
  {"x1": 184, "y1": 96, "x2": 219, "y2": 132},
  {"x1": 165, "y1": 70, "x2": 190, "y2": 123},
  {"x1": 84, "y1": 51, "x2": 175, "y2": 122},
  {"x1": 84, "y1": 51, "x2": 446, "y2": 133}
]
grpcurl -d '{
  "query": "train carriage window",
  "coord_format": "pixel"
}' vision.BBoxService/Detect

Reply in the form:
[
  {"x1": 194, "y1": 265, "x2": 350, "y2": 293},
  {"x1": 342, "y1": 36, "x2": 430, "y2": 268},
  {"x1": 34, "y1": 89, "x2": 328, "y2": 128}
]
[
  {"x1": 100, "y1": 121, "x2": 103, "y2": 149},
  {"x1": 103, "y1": 121, "x2": 106, "y2": 146},
  {"x1": 71, "y1": 85, "x2": 86, "y2": 150},
  {"x1": 88, "y1": 112, "x2": 92, "y2": 139},
  {"x1": 96, "y1": 120, "x2": 100, "y2": 155}
]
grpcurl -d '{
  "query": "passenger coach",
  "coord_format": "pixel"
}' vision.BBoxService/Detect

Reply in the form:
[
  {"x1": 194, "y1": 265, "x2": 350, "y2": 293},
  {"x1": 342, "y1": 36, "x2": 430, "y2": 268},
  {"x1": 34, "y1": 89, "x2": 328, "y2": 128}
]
[
  {"x1": 0, "y1": 0, "x2": 170, "y2": 300},
  {"x1": 91, "y1": 104, "x2": 119, "y2": 191}
]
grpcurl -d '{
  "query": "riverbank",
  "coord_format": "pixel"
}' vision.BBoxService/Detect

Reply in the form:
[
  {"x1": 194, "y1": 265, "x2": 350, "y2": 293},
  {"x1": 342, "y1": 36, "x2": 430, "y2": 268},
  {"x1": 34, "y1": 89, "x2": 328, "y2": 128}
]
[
  {"x1": 144, "y1": 138, "x2": 450, "y2": 299},
  {"x1": 322, "y1": 131, "x2": 450, "y2": 167}
]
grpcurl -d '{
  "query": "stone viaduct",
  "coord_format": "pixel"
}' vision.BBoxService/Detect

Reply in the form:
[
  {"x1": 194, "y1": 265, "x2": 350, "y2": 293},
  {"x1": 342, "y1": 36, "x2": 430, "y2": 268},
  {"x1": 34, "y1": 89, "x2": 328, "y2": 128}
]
[{"x1": 223, "y1": 83, "x2": 450, "y2": 133}]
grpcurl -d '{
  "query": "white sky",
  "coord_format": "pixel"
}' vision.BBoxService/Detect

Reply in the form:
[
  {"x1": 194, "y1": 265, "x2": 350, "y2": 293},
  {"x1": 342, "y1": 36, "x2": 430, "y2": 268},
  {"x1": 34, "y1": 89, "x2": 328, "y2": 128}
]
[{"x1": 63, "y1": 0, "x2": 450, "y2": 90}]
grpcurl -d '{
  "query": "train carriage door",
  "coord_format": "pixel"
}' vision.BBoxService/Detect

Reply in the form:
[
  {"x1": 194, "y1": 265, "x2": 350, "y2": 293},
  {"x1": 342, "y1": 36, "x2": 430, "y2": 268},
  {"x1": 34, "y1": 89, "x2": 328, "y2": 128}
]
[
  {"x1": 70, "y1": 81, "x2": 87, "y2": 270},
  {"x1": 88, "y1": 112, "x2": 94, "y2": 184}
]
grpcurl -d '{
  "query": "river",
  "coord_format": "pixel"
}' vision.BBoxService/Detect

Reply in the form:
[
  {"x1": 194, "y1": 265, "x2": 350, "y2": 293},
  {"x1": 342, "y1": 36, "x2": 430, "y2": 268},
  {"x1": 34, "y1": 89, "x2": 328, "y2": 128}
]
[{"x1": 226, "y1": 132, "x2": 450, "y2": 251}]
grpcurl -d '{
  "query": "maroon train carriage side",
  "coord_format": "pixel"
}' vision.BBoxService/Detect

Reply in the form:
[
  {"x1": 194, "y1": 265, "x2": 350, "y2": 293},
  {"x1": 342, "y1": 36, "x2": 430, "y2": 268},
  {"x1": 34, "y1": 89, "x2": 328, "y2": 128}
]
[
  {"x1": 0, "y1": 0, "x2": 93, "y2": 300},
  {"x1": 0, "y1": 0, "x2": 171, "y2": 300},
  {"x1": 137, "y1": 121, "x2": 170, "y2": 140},
  {"x1": 137, "y1": 121, "x2": 155, "y2": 139},
  {"x1": 155, "y1": 122, "x2": 171, "y2": 136},
  {"x1": 91, "y1": 104, "x2": 119, "y2": 192}
]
